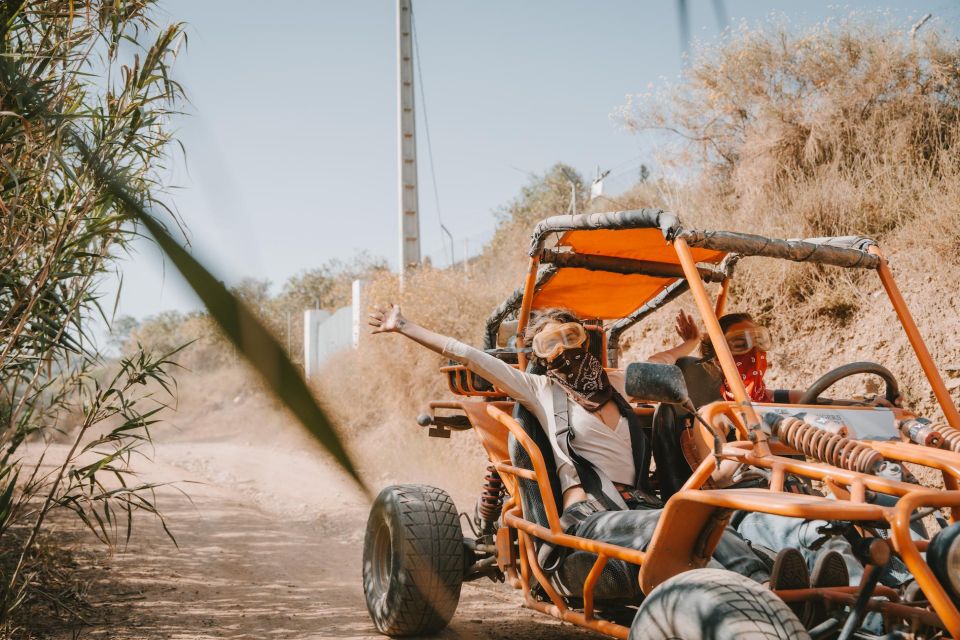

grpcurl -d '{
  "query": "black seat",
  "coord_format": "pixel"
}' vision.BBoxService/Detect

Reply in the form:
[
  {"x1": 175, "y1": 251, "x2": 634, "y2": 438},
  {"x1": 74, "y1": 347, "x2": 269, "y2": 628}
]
[{"x1": 507, "y1": 364, "x2": 642, "y2": 603}]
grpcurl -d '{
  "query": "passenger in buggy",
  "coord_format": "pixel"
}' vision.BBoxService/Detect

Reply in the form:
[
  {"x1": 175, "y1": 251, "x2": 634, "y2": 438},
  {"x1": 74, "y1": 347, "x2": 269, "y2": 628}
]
[
  {"x1": 649, "y1": 310, "x2": 902, "y2": 407},
  {"x1": 645, "y1": 309, "x2": 923, "y2": 608},
  {"x1": 367, "y1": 302, "x2": 853, "y2": 617}
]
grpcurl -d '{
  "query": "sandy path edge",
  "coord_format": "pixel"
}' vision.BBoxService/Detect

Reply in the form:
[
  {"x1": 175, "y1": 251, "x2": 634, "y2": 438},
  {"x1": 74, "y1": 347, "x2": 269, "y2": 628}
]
[{"x1": 31, "y1": 441, "x2": 592, "y2": 640}]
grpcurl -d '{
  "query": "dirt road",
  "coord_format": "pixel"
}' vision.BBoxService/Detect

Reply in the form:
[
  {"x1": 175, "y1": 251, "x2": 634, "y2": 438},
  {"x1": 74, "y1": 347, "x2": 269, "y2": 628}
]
[{"x1": 39, "y1": 394, "x2": 594, "y2": 639}]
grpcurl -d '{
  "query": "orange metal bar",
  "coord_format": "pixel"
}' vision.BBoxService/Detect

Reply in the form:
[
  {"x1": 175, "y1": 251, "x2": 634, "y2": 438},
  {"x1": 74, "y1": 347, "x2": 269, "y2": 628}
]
[
  {"x1": 888, "y1": 489, "x2": 960, "y2": 637},
  {"x1": 516, "y1": 256, "x2": 541, "y2": 370},
  {"x1": 770, "y1": 463, "x2": 785, "y2": 492},
  {"x1": 520, "y1": 593, "x2": 630, "y2": 639},
  {"x1": 488, "y1": 405, "x2": 563, "y2": 532},
  {"x1": 776, "y1": 584, "x2": 900, "y2": 603},
  {"x1": 733, "y1": 447, "x2": 926, "y2": 498},
  {"x1": 428, "y1": 400, "x2": 465, "y2": 411},
  {"x1": 870, "y1": 246, "x2": 960, "y2": 429},
  {"x1": 495, "y1": 462, "x2": 537, "y2": 481},
  {"x1": 502, "y1": 507, "x2": 647, "y2": 566},
  {"x1": 517, "y1": 525, "x2": 533, "y2": 593},
  {"x1": 583, "y1": 555, "x2": 609, "y2": 621},
  {"x1": 674, "y1": 237, "x2": 768, "y2": 453},
  {"x1": 869, "y1": 440, "x2": 960, "y2": 480},
  {"x1": 715, "y1": 276, "x2": 731, "y2": 316},
  {"x1": 516, "y1": 527, "x2": 629, "y2": 639},
  {"x1": 680, "y1": 453, "x2": 717, "y2": 492},
  {"x1": 518, "y1": 529, "x2": 567, "y2": 613},
  {"x1": 666, "y1": 488, "x2": 889, "y2": 521},
  {"x1": 776, "y1": 589, "x2": 941, "y2": 628}
]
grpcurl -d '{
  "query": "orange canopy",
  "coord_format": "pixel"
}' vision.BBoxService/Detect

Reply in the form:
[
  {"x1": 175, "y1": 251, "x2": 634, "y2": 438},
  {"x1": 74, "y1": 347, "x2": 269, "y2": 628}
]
[{"x1": 532, "y1": 227, "x2": 726, "y2": 319}]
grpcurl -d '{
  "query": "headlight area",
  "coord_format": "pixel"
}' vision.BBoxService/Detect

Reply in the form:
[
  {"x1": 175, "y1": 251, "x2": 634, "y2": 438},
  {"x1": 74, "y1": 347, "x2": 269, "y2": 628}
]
[{"x1": 928, "y1": 521, "x2": 960, "y2": 607}]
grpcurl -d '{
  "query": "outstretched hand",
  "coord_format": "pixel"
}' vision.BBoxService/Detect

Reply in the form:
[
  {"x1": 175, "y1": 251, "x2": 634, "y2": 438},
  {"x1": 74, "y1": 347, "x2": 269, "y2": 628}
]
[
  {"x1": 675, "y1": 310, "x2": 700, "y2": 342},
  {"x1": 368, "y1": 303, "x2": 405, "y2": 334}
]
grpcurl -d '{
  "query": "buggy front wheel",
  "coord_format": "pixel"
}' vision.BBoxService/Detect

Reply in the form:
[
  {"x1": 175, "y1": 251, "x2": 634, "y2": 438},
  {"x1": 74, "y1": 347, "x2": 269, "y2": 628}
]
[
  {"x1": 362, "y1": 484, "x2": 464, "y2": 636},
  {"x1": 629, "y1": 568, "x2": 810, "y2": 640}
]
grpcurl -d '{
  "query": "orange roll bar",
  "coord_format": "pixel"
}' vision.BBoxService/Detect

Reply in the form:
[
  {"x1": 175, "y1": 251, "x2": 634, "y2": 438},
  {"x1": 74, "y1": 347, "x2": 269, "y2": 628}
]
[
  {"x1": 674, "y1": 237, "x2": 768, "y2": 453},
  {"x1": 515, "y1": 256, "x2": 540, "y2": 370},
  {"x1": 889, "y1": 489, "x2": 960, "y2": 637},
  {"x1": 715, "y1": 276, "x2": 731, "y2": 316},
  {"x1": 870, "y1": 246, "x2": 960, "y2": 429}
]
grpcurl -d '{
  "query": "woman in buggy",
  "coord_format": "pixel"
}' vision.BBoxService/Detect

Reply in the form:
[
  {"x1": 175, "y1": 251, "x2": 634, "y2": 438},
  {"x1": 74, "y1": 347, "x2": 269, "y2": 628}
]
[{"x1": 368, "y1": 302, "x2": 851, "y2": 623}]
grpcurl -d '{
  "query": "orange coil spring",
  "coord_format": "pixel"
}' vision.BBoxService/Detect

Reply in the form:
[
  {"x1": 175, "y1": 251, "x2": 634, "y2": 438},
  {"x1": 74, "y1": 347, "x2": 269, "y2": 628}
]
[
  {"x1": 773, "y1": 416, "x2": 884, "y2": 474},
  {"x1": 939, "y1": 425, "x2": 960, "y2": 453},
  {"x1": 477, "y1": 465, "x2": 505, "y2": 525}
]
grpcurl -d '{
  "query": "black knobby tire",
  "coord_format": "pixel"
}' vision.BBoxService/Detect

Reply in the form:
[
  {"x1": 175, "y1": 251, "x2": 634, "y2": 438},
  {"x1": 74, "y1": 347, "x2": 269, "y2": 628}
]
[
  {"x1": 362, "y1": 484, "x2": 464, "y2": 636},
  {"x1": 629, "y1": 568, "x2": 810, "y2": 640}
]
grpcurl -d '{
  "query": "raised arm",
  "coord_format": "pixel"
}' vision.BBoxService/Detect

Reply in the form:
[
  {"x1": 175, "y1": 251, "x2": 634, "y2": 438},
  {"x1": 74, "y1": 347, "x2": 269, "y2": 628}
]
[
  {"x1": 369, "y1": 304, "x2": 541, "y2": 403},
  {"x1": 647, "y1": 310, "x2": 702, "y2": 365},
  {"x1": 368, "y1": 303, "x2": 449, "y2": 355}
]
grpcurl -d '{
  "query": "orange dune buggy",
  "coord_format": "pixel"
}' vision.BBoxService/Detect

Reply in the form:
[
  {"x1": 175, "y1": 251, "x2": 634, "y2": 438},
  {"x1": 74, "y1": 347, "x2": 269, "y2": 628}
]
[{"x1": 362, "y1": 210, "x2": 960, "y2": 639}]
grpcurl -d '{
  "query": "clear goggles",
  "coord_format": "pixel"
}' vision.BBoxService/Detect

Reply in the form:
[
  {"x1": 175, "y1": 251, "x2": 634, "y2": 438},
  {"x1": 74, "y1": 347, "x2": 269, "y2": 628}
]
[
  {"x1": 531, "y1": 322, "x2": 587, "y2": 359},
  {"x1": 724, "y1": 326, "x2": 773, "y2": 355}
]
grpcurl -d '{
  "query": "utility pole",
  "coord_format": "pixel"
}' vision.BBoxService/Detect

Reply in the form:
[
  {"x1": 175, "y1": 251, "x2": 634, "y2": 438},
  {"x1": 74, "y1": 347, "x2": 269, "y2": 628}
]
[{"x1": 397, "y1": 0, "x2": 420, "y2": 286}]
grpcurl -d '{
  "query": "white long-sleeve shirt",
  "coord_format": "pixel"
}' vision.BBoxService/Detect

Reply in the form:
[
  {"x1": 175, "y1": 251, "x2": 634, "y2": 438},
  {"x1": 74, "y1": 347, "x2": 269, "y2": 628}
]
[{"x1": 442, "y1": 338, "x2": 636, "y2": 492}]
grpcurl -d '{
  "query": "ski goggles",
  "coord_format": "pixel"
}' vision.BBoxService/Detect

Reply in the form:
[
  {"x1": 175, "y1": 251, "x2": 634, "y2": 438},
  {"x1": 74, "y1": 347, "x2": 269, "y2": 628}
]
[
  {"x1": 724, "y1": 326, "x2": 773, "y2": 355},
  {"x1": 531, "y1": 322, "x2": 587, "y2": 359}
]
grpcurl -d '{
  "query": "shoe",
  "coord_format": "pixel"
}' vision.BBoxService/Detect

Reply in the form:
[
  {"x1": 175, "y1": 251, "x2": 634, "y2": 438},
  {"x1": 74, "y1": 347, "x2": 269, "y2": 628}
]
[
  {"x1": 809, "y1": 550, "x2": 850, "y2": 626},
  {"x1": 770, "y1": 547, "x2": 811, "y2": 623},
  {"x1": 750, "y1": 543, "x2": 778, "y2": 571}
]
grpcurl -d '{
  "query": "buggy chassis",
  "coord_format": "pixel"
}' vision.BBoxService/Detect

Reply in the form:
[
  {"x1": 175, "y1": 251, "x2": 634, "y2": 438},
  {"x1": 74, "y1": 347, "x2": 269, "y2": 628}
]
[{"x1": 367, "y1": 209, "x2": 960, "y2": 639}]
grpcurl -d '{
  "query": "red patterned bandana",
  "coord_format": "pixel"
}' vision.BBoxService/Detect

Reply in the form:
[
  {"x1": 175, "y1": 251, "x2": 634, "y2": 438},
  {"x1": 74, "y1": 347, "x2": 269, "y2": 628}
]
[
  {"x1": 722, "y1": 348, "x2": 768, "y2": 403},
  {"x1": 546, "y1": 348, "x2": 613, "y2": 412}
]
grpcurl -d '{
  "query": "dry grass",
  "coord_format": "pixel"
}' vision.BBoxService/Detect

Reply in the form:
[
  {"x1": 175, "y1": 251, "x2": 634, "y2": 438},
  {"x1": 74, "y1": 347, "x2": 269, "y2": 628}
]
[{"x1": 612, "y1": 19, "x2": 960, "y2": 422}]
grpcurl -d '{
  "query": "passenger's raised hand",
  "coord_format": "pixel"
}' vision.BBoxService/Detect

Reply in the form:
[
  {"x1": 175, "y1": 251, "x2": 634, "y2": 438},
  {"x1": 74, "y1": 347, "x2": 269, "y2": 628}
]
[
  {"x1": 675, "y1": 310, "x2": 700, "y2": 342},
  {"x1": 368, "y1": 304, "x2": 405, "y2": 334}
]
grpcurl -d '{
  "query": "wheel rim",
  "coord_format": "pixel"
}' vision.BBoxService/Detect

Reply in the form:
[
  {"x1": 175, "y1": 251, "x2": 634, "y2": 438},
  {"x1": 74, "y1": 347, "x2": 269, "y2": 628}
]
[{"x1": 371, "y1": 522, "x2": 393, "y2": 592}]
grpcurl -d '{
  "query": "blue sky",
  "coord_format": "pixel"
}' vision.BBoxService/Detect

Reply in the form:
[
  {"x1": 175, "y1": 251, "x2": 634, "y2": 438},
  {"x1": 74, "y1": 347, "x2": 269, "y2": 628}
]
[{"x1": 109, "y1": 0, "x2": 960, "y2": 322}]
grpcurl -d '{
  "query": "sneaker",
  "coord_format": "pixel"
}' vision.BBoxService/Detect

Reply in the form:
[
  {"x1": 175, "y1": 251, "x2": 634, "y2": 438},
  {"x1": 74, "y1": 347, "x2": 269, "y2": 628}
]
[
  {"x1": 809, "y1": 550, "x2": 850, "y2": 626},
  {"x1": 770, "y1": 547, "x2": 811, "y2": 623}
]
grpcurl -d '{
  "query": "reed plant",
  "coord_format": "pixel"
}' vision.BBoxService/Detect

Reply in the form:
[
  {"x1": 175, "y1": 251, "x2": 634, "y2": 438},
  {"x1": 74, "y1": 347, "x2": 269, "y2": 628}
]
[{"x1": 0, "y1": 1, "x2": 361, "y2": 631}]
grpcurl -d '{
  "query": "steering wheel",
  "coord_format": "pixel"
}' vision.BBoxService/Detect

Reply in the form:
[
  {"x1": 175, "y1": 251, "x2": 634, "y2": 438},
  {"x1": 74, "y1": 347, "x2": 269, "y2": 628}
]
[{"x1": 797, "y1": 361, "x2": 900, "y2": 406}]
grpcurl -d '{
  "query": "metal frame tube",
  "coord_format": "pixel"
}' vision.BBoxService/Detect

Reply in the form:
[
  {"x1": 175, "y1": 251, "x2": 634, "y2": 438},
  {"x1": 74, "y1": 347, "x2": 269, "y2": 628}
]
[
  {"x1": 870, "y1": 246, "x2": 960, "y2": 429},
  {"x1": 674, "y1": 237, "x2": 768, "y2": 452},
  {"x1": 516, "y1": 257, "x2": 540, "y2": 370}
]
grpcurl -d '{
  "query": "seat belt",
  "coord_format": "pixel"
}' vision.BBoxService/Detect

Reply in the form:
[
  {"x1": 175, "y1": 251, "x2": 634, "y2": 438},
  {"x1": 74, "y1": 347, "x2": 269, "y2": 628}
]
[
  {"x1": 552, "y1": 384, "x2": 628, "y2": 512},
  {"x1": 614, "y1": 392, "x2": 654, "y2": 495}
]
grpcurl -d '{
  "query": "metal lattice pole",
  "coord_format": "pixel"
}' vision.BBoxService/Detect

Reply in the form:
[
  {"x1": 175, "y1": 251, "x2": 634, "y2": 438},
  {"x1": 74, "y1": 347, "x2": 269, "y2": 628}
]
[{"x1": 397, "y1": 0, "x2": 420, "y2": 286}]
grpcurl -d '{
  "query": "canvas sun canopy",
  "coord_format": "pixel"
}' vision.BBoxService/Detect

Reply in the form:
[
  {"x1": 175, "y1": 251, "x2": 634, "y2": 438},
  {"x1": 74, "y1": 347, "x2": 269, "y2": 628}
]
[{"x1": 483, "y1": 209, "x2": 878, "y2": 349}]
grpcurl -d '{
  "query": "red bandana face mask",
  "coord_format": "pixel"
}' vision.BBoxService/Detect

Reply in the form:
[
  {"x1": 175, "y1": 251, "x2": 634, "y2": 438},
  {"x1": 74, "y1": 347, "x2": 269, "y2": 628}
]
[{"x1": 721, "y1": 349, "x2": 768, "y2": 403}]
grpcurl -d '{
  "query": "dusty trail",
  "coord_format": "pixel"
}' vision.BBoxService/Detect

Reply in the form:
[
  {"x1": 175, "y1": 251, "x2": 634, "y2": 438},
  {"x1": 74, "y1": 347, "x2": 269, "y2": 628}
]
[{"x1": 37, "y1": 387, "x2": 594, "y2": 639}]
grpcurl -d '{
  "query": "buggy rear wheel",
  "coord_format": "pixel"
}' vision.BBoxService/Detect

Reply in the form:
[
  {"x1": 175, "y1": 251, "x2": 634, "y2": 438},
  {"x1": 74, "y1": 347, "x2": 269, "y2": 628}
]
[
  {"x1": 629, "y1": 568, "x2": 810, "y2": 640},
  {"x1": 362, "y1": 484, "x2": 464, "y2": 636}
]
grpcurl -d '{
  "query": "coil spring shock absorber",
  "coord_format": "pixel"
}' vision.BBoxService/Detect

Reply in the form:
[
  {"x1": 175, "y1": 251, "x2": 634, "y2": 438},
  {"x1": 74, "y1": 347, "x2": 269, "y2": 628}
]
[
  {"x1": 938, "y1": 424, "x2": 960, "y2": 453},
  {"x1": 476, "y1": 465, "x2": 505, "y2": 534},
  {"x1": 765, "y1": 414, "x2": 885, "y2": 474}
]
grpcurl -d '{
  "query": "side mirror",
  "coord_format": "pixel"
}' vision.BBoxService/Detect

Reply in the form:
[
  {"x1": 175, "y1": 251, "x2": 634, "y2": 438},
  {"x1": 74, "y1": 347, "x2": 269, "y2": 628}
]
[{"x1": 625, "y1": 362, "x2": 692, "y2": 406}]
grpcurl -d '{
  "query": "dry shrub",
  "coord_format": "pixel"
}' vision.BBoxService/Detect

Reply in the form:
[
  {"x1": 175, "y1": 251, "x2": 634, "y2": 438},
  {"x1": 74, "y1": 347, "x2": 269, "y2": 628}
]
[
  {"x1": 620, "y1": 19, "x2": 960, "y2": 326},
  {"x1": 129, "y1": 311, "x2": 233, "y2": 371},
  {"x1": 615, "y1": 18, "x2": 960, "y2": 422}
]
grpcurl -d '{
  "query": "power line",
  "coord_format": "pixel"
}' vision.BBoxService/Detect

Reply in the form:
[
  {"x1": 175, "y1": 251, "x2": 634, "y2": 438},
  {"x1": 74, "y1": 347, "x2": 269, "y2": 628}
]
[{"x1": 410, "y1": 4, "x2": 454, "y2": 267}]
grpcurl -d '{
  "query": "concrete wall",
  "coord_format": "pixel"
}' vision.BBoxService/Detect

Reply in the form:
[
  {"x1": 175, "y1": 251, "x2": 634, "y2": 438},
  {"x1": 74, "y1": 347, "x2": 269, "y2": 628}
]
[{"x1": 304, "y1": 280, "x2": 363, "y2": 378}]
